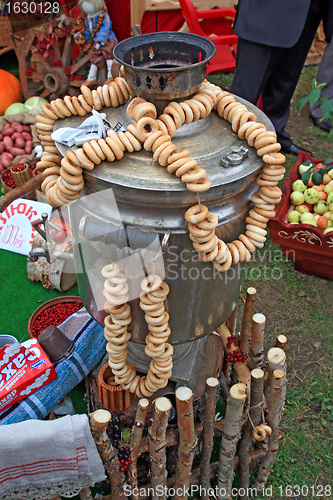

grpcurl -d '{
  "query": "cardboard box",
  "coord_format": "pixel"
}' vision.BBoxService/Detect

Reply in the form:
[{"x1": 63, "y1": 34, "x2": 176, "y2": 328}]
[{"x1": 0, "y1": 339, "x2": 57, "y2": 412}]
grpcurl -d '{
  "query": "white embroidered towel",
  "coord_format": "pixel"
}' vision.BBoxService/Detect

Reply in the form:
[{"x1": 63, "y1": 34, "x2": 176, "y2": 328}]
[{"x1": 0, "y1": 414, "x2": 106, "y2": 499}]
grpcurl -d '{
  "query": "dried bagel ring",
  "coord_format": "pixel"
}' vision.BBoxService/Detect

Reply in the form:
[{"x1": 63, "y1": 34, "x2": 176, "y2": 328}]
[
  {"x1": 91, "y1": 89, "x2": 102, "y2": 110},
  {"x1": 42, "y1": 166, "x2": 60, "y2": 179},
  {"x1": 226, "y1": 242, "x2": 240, "y2": 265},
  {"x1": 186, "y1": 178, "x2": 211, "y2": 192},
  {"x1": 98, "y1": 139, "x2": 115, "y2": 162},
  {"x1": 82, "y1": 142, "x2": 101, "y2": 164},
  {"x1": 213, "y1": 250, "x2": 232, "y2": 272},
  {"x1": 78, "y1": 94, "x2": 93, "y2": 113},
  {"x1": 81, "y1": 85, "x2": 93, "y2": 106},
  {"x1": 71, "y1": 96, "x2": 87, "y2": 117},
  {"x1": 185, "y1": 204, "x2": 209, "y2": 223},
  {"x1": 41, "y1": 102, "x2": 59, "y2": 120},
  {"x1": 141, "y1": 274, "x2": 163, "y2": 294},
  {"x1": 263, "y1": 152, "x2": 286, "y2": 165},
  {"x1": 179, "y1": 101, "x2": 194, "y2": 123},
  {"x1": 90, "y1": 139, "x2": 107, "y2": 161},
  {"x1": 105, "y1": 137, "x2": 124, "y2": 160},
  {"x1": 197, "y1": 212, "x2": 218, "y2": 230}
]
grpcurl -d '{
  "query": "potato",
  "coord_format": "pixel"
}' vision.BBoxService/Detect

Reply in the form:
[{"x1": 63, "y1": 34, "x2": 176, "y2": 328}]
[
  {"x1": 11, "y1": 132, "x2": 20, "y2": 140},
  {"x1": 0, "y1": 164, "x2": 4, "y2": 174},
  {"x1": 0, "y1": 143, "x2": 4, "y2": 154},
  {"x1": 22, "y1": 125, "x2": 31, "y2": 133},
  {"x1": 25, "y1": 141, "x2": 32, "y2": 154},
  {"x1": 0, "y1": 133, "x2": 2, "y2": 141},
  {"x1": 3, "y1": 136, "x2": 14, "y2": 151},
  {"x1": 10, "y1": 147, "x2": 26, "y2": 156},
  {"x1": 1, "y1": 152, "x2": 13, "y2": 169},
  {"x1": 15, "y1": 136, "x2": 26, "y2": 149},
  {"x1": 22, "y1": 131, "x2": 32, "y2": 141},
  {"x1": 2, "y1": 127, "x2": 14, "y2": 137},
  {"x1": 12, "y1": 123, "x2": 23, "y2": 133}
]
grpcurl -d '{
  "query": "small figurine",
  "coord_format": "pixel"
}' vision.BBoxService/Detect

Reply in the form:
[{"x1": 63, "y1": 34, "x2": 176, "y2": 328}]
[{"x1": 73, "y1": 0, "x2": 120, "y2": 87}]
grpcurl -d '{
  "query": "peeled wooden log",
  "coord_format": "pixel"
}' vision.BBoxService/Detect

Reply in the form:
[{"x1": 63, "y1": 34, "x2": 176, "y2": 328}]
[
  {"x1": 238, "y1": 368, "x2": 265, "y2": 498},
  {"x1": 274, "y1": 335, "x2": 287, "y2": 349},
  {"x1": 217, "y1": 383, "x2": 247, "y2": 500},
  {"x1": 239, "y1": 287, "x2": 257, "y2": 353},
  {"x1": 149, "y1": 397, "x2": 172, "y2": 500},
  {"x1": 216, "y1": 323, "x2": 250, "y2": 385},
  {"x1": 89, "y1": 409, "x2": 124, "y2": 500},
  {"x1": 128, "y1": 398, "x2": 149, "y2": 500},
  {"x1": 174, "y1": 387, "x2": 197, "y2": 500},
  {"x1": 118, "y1": 450, "x2": 266, "y2": 500},
  {"x1": 253, "y1": 370, "x2": 286, "y2": 491},
  {"x1": 264, "y1": 347, "x2": 286, "y2": 395},
  {"x1": 139, "y1": 419, "x2": 225, "y2": 455},
  {"x1": 200, "y1": 377, "x2": 219, "y2": 499},
  {"x1": 27, "y1": 233, "x2": 76, "y2": 292},
  {"x1": 247, "y1": 313, "x2": 266, "y2": 370}
]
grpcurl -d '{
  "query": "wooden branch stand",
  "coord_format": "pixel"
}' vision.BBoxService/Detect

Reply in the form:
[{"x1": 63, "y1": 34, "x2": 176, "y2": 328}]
[{"x1": 87, "y1": 286, "x2": 287, "y2": 499}]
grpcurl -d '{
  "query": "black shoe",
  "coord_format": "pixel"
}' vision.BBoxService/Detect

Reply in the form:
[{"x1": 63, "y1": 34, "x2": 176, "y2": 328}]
[
  {"x1": 310, "y1": 115, "x2": 332, "y2": 133},
  {"x1": 281, "y1": 143, "x2": 313, "y2": 156}
]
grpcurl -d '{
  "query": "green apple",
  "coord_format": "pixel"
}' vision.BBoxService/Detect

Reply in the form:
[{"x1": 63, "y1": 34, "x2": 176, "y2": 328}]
[
  {"x1": 327, "y1": 168, "x2": 333, "y2": 178},
  {"x1": 296, "y1": 204, "x2": 310, "y2": 214},
  {"x1": 314, "y1": 200, "x2": 328, "y2": 215},
  {"x1": 323, "y1": 211, "x2": 332, "y2": 220},
  {"x1": 327, "y1": 220, "x2": 333, "y2": 227},
  {"x1": 307, "y1": 220, "x2": 318, "y2": 227},
  {"x1": 324, "y1": 184, "x2": 333, "y2": 195},
  {"x1": 304, "y1": 188, "x2": 320, "y2": 204},
  {"x1": 299, "y1": 163, "x2": 312, "y2": 175},
  {"x1": 300, "y1": 212, "x2": 314, "y2": 224},
  {"x1": 323, "y1": 227, "x2": 333, "y2": 234},
  {"x1": 287, "y1": 210, "x2": 301, "y2": 223},
  {"x1": 292, "y1": 179, "x2": 307, "y2": 192},
  {"x1": 327, "y1": 192, "x2": 333, "y2": 204},
  {"x1": 290, "y1": 191, "x2": 305, "y2": 206},
  {"x1": 313, "y1": 214, "x2": 320, "y2": 221}
]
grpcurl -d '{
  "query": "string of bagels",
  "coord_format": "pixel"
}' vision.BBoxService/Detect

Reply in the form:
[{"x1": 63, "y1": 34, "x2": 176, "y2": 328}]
[{"x1": 35, "y1": 76, "x2": 285, "y2": 397}]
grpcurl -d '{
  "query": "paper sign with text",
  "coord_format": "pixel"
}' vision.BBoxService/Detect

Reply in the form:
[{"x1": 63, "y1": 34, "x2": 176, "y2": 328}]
[{"x1": 0, "y1": 199, "x2": 52, "y2": 256}]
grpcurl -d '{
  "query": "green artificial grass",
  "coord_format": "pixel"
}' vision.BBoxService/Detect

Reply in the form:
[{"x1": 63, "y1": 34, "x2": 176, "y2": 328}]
[{"x1": 0, "y1": 250, "x2": 79, "y2": 341}]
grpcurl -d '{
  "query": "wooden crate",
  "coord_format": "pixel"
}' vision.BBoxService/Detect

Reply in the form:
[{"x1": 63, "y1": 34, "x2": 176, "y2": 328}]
[{"x1": 268, "y1": 153, "x2": 333, "y2": 281}]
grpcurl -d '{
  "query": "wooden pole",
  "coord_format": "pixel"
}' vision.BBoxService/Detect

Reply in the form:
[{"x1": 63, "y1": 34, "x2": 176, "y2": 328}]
[
  {"x1": 238, "y1": 368, "x2": 265, "y2": 498},
  {"x1": 140, "y1": 419, "x2": 225, "y2": 454},
  {"x1": 239, "y1": 287, "x2": 257, "y2": 353},
  {"x1": 200, "y1": 377, "x2": 219, "y2": 499},
  {"x1": 174, "y1": 387, "x2": 197, "y2": 500},
  {"x1": 130, "y1": 449, "x2": 266, "y2": 500},
  {"x1": 274, "y1": 335, "x2": 287, "y2": 350},
  {"x1": 89, "y1": 409, "x2": 124, "y2": 500},
  {"x1": 216, "y1": 323, "x2": 250, "y2": 385},
  {"x1": 149, "y1": 397, "x2": 172, "y2": 500},
  {"x1": 247, "y1": 313, "x2": 266, "y2": 370},
  {"x1": 217, "y1": 383, "x2": 247, "y2": 500},
  {"x1": 264, "y1": 347, "x2": 286, "y2": 395},
  {"x1": 0, "y1": 171, "x2": 43, "y2": 213},
  {"x1": 253, "y1": 370, "x2": 286, "y2": 491},
  {"x1": 128, "y1": 398, "x2": 149, "y2": 500},
  {"x1": 222, "y1": 304, "x2": 238, "y2": 379}
]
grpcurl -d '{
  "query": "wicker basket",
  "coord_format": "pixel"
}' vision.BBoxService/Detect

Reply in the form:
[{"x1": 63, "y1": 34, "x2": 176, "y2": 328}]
[{"x1": 0, "y1": 17, "x2": 13, "y2": 50}]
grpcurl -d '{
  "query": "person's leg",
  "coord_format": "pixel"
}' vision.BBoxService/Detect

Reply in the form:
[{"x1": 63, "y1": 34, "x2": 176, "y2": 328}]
[
  {"x1": 261, "y1": 0, "x2": 322, "y2": 149},
  {"x1": 309, "y1": 39, "x2": 333, "y2": 130},
  {"x1": 231, "y1": 38, "x2": 275, "y2": 105}
]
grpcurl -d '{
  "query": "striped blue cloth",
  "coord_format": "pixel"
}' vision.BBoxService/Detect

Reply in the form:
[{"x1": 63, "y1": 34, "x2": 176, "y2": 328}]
[{"x1": 0, "y1": 316, "x2": 106, "y2": 425}]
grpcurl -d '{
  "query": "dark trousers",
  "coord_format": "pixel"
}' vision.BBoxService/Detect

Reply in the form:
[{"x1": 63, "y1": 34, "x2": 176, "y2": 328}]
[{"x1": 231, "y1": 0, "x2": 323, "y2": 149}]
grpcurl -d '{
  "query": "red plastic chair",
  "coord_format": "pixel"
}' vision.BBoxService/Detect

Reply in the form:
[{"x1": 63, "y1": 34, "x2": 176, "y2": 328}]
[{"x1": 178, "y1": 0, "x2": 238, "y2": 74}]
